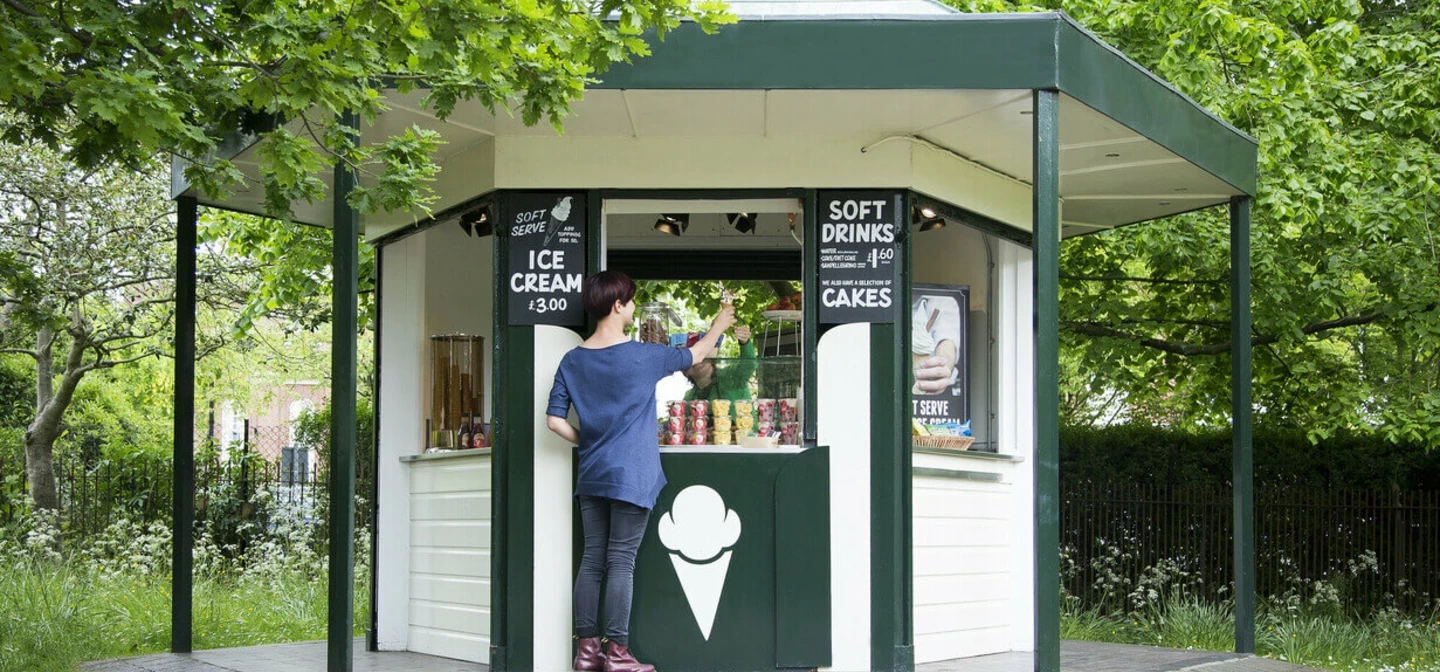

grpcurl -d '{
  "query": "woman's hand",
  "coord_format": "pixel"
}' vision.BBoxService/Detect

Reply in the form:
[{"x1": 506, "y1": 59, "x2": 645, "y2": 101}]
[
  {"x1": 711, "y1": 306, "x2": 737, "y2": 333},
  {"x1": 691, "y1": 307, "x2": 736, "y2": 365},
  {"x1": 913, "y1": 339, "x2": 958, "y2": 394},
  {"x1": 734, "y1": 325, "x2": 751, "y2": 344}
]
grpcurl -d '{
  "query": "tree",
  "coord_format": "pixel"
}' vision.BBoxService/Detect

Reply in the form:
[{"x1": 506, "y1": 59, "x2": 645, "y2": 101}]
[
  {"x1": 0, "y1": 0, "x2": 732, "y2": 220},
  {"x1": 949, "y1": 0, "x2": 1440, "y2": 441},
  {"x1": 196, "y1": 210, "x2": 377, "y2": 336},
  {"x1": 0, "y1": 137, "x2": 185, "y2": 510}
]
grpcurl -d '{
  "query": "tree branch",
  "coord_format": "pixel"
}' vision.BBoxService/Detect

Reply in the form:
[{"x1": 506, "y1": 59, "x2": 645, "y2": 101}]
[
  {"x1": 91, "y1": 348, "x2": 161, "y2": 370},
  {"x1": 1062, "y1": 273, "x2": 1225, "y2": 286},
  {"x1": 1064, "y1": 310, "x2": 1390, "y2": 356},
  {"x1": 0, "y1": 0, "x2": 39, "y2": 18}
]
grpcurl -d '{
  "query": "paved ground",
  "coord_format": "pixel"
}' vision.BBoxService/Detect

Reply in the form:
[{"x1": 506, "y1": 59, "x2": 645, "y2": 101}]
[
  {"x1": 941, "y1": 641, "x2": 1331, "y2": 672},
  {"x1": 83, "y1": 639, "x2": 1331, "y2": 672},
  {"x1": 80, "y1": 638, "x2": 482, "y2": 672}
]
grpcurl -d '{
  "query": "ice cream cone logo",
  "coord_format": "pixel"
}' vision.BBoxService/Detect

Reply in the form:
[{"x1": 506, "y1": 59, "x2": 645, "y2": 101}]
[
  {"x1": 542, "y1": 196, "x2": 574, "y2": 247},
  {"x1": 657, "y1": 485, "x2": 742, "y2": 641}
]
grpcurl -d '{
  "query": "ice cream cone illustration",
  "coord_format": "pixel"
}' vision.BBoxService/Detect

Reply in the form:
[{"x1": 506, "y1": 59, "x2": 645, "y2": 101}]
[
  {"x1": 657, "y1": 485, "x2": 742, "y2": 641},
  {"x1": 542, "y1": 196, "x2": 574, "y2": 247}
]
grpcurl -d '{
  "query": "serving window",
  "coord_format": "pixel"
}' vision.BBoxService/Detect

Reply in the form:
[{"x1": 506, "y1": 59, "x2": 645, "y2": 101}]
[
  {"x1": 602, "y1": 198, "x2": 809, "y2": 448},
  {"x1": 909, "y1": 204, "x2": 998, "y2": 453}
]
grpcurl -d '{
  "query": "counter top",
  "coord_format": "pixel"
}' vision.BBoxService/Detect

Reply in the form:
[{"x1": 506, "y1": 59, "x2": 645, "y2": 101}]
[
  {"x1": 913, "y1": 446, "x2": 1023, "y2": 462},
  {"x1": 400, "y1": 448, "x2": 493, "y2": 463},
  {"x1": 660, "y1": 445, "x2": 809, "y2": 454}
]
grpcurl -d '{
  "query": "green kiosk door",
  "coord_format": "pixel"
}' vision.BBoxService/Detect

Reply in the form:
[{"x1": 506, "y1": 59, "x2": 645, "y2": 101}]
[{"x1": 622, "y1": 448, "x2": 831, "y2": 671}]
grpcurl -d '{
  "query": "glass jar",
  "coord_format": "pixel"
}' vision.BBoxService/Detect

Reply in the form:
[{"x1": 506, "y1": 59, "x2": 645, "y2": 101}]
[
  {"x1": 635, "y1": 302, "x2": 681, "y2": 345},
  {"x1": 429, "y1": 334, "x2": 484, "y2": 449}
]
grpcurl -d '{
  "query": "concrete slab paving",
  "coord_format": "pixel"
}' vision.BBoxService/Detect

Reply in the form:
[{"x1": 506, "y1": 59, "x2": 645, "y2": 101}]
[
  {"x1": 81, "y1": 638, "x2": 485, "y2": 672},
  {"x1": 85, "y1": 639, "x2": 1332, "y2": 672},
  {"x1": 925, "y1": 641, "x2": 1330, "y2": 672}
]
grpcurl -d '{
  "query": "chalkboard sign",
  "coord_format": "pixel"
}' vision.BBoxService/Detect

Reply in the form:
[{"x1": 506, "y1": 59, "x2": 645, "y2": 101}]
[
  {"x1": 817, "y1": 191, "x2": 901, "y2": 324},
  {"x1": 505, "y1": 193, "x2": 587, "y2": 326}
]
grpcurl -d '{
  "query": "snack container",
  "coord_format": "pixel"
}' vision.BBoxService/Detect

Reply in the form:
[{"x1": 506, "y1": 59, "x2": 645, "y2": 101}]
[
  {"x1": 736, "y1": 415, "x2": 755, "y2": 431},
  {"x1": 688, "y1": 417, "x2": 709, "y2": 431},
  {"x1": 687, "y1": 430, "x2": 709, "y2": 445},
  {"x1": 734, "y1": 399, "x2": 755, "y2": 418},
  {"x1": 713, "y1": 415, "x2": 733, "y2": 431},
  {"x1": 712, "y1": 429, "x2": 733, "y2": 445},
  {"x1": 665, "y1": 416, "x2": 685, "y2": 432},
  {"x1": 780, "y1": 421, "x2": 801, "y2": 445},
  {"x1": 667, "y1": 400, "x2": 686, "y2": 418},
  {"x1": 757, "y1": 421, "x2": 775, "y2": 436},
  {"x1": 779, "y1": 398, "x2": 800, "y2": 421},
  {"x1": 666, "y1": 430, "x2": 685, "y2": 446},
  {"x1": 756, "y1": 398, "x2": 777, "y2": 422},
  {"x1": 711, "y1": 399, "x2": 732, "y2": 418},
  {"x1": 688, "y1": 400, "x2": 710, "y2": 419}
]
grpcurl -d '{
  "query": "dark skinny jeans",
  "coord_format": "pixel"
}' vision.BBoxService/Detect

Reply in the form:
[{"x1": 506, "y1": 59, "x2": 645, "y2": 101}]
[{"x1": 574, "y1": 495, "x2": 650, "y2": 644}]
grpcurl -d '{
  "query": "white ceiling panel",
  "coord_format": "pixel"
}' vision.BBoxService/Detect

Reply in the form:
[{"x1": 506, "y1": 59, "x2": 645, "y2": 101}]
[
  {"x1": 624, "y1": 90, "x2": 769, "y2": 136},
  {"x1": 765, "y1": 89, "x2": 1027, "y2": 137},
  {"x1": 487, "y1": 90, "x2": 636, "y2": 137}
]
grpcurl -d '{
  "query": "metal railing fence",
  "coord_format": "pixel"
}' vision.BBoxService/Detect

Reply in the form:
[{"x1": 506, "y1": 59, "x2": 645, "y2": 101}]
[{"x1": 1063, "y1": 480, "x2": 1440, "y2": 613}]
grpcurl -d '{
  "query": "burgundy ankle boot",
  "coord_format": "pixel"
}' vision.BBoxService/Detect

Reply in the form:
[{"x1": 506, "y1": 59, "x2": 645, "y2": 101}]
[
  {"x1": 604, "y1": 640, "x2": 655, "y2": 672},
  {"x1": 574, "y1": 637, "x2": 604, "y2": 671}
]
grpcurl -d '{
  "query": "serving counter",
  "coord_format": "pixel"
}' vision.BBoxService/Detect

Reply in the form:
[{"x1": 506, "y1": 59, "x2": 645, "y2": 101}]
[
  {"x1": 630, "y1": 445, "x2": 830, "y2": 670},
  {"x1": 397, "y1": 449, "x2": 493, "y2": 663}
]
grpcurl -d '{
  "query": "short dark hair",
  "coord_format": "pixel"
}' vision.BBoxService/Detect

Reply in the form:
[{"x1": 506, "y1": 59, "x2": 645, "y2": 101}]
[{"x1": 582, "y1": 271, "x2": 636, "y2": 320}]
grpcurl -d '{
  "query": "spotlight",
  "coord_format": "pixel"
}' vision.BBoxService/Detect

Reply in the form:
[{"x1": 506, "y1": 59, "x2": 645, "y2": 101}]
[
  {"x1": 654, "y1": 213, "x2": 689, "y2": 236},
  {"x1": 913, "y1": 206, "x2": 945, "y2": 232},
  {"x1": 459, "y1": 207, "x2": 491, "y2": 237},
  {"x1": 727, "y1": 212, "x2": 756, "y2": 234}
]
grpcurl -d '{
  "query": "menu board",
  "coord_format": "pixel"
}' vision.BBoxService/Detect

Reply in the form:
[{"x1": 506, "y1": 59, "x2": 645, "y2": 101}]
[
  {"x1": 817, "y1": 191, "x2": 901, "y2": 324},
  {"x1": 505, "y1": 192, "x2": 586, "y2": 326}
]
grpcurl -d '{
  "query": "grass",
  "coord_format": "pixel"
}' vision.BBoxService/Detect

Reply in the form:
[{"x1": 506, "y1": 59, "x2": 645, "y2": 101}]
[
  {"x1": 1062, "y1": 599, "x2": 1440, "y2": 672},
  {"x1": 0, "y1": 559, "x2": 370, "y2": 672}
]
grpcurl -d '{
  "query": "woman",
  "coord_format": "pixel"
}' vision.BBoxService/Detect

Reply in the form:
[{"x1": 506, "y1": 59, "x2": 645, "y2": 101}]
[{"x1": 546, "y1": 271, "x2": 735, "y2": 672}]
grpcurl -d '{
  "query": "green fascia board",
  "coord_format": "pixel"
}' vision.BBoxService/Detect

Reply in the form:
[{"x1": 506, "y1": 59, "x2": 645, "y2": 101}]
[
  {"x1": 1054, "y1": 16, "x2": 1258, "y2": 196},
  {"x1": 593, "y1": 15, "x2": 1059, "y2": 91}
]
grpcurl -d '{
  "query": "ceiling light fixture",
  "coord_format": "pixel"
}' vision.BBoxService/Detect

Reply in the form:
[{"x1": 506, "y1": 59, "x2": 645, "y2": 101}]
[
  {"x1": 913, "y1": 206, "x2": 946, "y2": 232},
  {"x1": 727, "y1": 212, "x2": 757, "y2": 234},
  {"x1": 654, "y1": 213, "x2": 689, "y2": 236},
  {"x1": 459, "y1": 207, "x2": 492, "y2": 237}
]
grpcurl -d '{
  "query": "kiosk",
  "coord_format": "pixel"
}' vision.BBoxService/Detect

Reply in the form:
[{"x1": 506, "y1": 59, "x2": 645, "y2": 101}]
[{"x1": 170, "y1": 3, "x2": 1259, "y2": 670}]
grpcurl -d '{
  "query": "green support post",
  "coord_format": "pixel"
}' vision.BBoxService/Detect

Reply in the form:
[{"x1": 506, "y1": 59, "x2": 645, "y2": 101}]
[
  {"x1": 1230, "y1": 196, "x2": 1255, "y2": 653},
  {"x1": 1032, "y1": 89, "x2": 1061, "y2": 672},
  {"x1": 491, "y1": 202, "x2": 510, "y2": 672},
  {"x1": 171, "y1": 195, "x2": 198, "y2": 654},
  {"x1": 328, "y1": 111, "x2": 360, "y2": 672}
]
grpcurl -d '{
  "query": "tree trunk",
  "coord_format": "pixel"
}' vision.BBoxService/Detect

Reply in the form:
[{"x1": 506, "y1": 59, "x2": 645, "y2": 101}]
[
  {"x1": 23, "y1": 327, "x2": 89, "y2": 511},
  {"x1": 25, "y1": 326, "x2": 59, "y2": 510}
]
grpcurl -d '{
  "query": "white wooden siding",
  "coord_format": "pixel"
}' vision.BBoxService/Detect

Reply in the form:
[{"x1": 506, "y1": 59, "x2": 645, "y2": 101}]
[
  {"x1": 408, "y1": 455, "x2": 492, "y2": 663},
  {"x1": 911, "y1": 453, "x2": 1018, "y2": 663}
]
